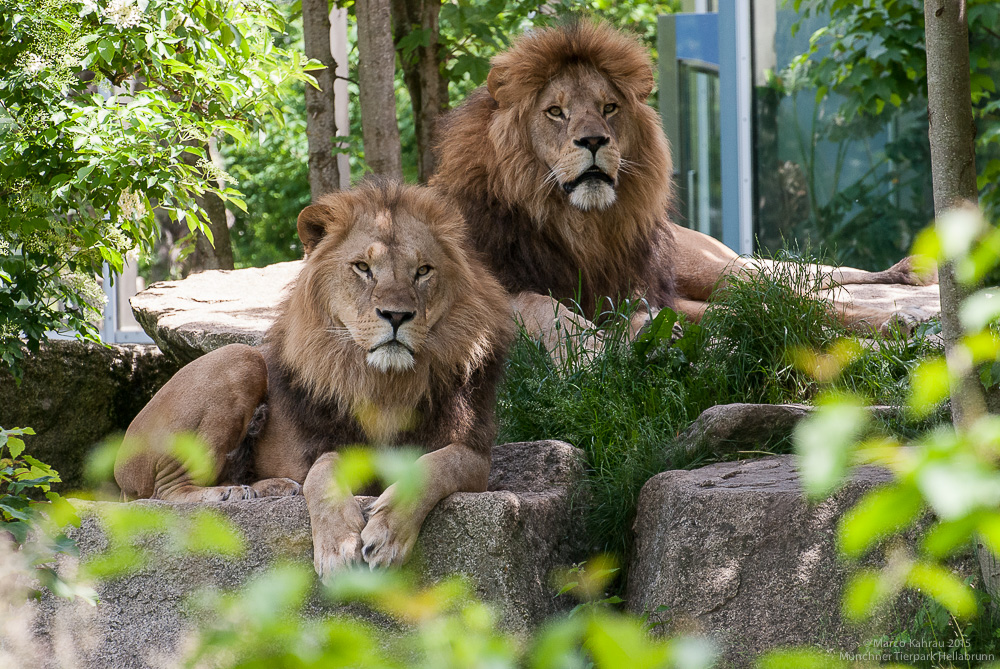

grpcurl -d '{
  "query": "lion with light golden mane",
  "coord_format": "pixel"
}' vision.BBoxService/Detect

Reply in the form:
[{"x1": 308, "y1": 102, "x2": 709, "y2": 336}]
[
  {"x1": 115, "y1": 181, "x2": 514, "y2": 574},
  {"x1": 430, "y1": 21, "x2": 936, "y2": 347}
]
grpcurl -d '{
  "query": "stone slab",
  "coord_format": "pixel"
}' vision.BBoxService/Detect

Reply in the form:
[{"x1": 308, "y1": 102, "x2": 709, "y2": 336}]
[
  {"x1": 626, "y1": 455, "x2": 916, "y2": 666},
  {"x1": 25, "y1": 440, "x2": 586, "y2": 668},
  {"x1": 129, "y1": 262, "x2": 301, "y2": 364}
]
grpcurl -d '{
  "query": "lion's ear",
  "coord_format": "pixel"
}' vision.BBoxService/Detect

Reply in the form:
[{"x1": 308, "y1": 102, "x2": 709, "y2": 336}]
[
  {"x1": 634, "y1": 69, "x2": 655, "y2": 101},
  {"x1": 297, "y1": 204, "x2": 334, "y2": 255},
  {"x1": 486, "y1": 66, "x2": 506, "y2": 101}
]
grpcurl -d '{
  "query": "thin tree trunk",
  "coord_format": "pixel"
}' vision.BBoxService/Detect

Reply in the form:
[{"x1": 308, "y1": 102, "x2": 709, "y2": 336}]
[
  {"x1": 924, "y1": 0, "x2": 999, "y2": 603},
  {"x1": 186, "y1": 138, "x2": 234, "y2": 273},
  {"x1": 392, "y1": 0, "x2": 446, "y2": 183},
  {"x1": 356, "y1": 0, "x2": 403, "y2": 179},
  {"x1": 302, "y1": 0, "x2": 343, "y2": 199}
]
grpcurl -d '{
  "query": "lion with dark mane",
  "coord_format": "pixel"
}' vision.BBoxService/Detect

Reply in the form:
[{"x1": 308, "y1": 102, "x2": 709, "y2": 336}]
[
  {"x1": 431, "y1": 21, "x2": 936, "y2": 345},
  {"x1": 115, "y1": 181, "x2": 513, "y2": 574}
]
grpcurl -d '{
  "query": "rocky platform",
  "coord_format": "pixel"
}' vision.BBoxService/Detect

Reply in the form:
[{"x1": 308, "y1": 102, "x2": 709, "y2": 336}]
[
  {"x1": 130, "y1": 263, "x2": 941, "y2": 364},
  {"x1": 626, "y1": 455, "x2": 923, "y2": 666},
  {"x1": 23, "y1": 440, "x2": 586, "y2": 669}
]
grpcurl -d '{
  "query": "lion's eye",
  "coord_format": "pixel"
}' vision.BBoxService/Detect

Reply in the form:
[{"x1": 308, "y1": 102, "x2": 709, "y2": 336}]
[
  {"x1": 546, "y1": 105, "x2": 564, "y2": 118},
  {"x1": 416, "y1": 265, "x2": 432, "y2": 278},
  {"x1": 354, "y1": 261, "x2": 371, "y2": 275},
  {"x1": 603, "y1": 103, "x2": 618, "y2": 115}
]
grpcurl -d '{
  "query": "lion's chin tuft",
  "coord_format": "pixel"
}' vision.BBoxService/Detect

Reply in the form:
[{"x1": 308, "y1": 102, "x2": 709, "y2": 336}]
[
  {"x1": 366, "y1": 343, "x2": 416, "y2": 373},
  {"x1": 567, "y1": 180, "x2": 617, "y2": 211}
]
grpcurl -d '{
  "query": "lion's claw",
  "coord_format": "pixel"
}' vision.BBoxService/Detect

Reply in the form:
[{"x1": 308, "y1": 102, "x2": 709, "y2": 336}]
[
  {"x1": 314, "y1": 531, "x2": 364, "y2": 579},
  {"x1": 359, "y1": 500, "x2": 418, "y2": 569},
  {"x1": 218, "y1": 485, "x2": 256, "y2": 502}
]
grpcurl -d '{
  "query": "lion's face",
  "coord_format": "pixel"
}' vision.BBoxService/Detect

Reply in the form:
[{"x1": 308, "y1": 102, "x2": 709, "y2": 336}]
[
  {"x1": 334, "y1": 213, "x2": 447, "y2": 373},
  {"x1": 295, "y1": 192, "x2": 463, "y2": 375},
  {"x1": 528, "y1": 67, "x2": 625, "y2": 211}
]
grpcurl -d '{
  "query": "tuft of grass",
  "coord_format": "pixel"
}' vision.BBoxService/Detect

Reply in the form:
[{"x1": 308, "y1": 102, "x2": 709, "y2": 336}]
[
  {"x1": 690, "y1": 258, "x2": 842, "y2": 406},
  {"x1": 497, "y1": 255, "x2": 943, "y2": 561},
  {"x1": 862, "y1": 582, "x2": 1000, "y2": 668}
]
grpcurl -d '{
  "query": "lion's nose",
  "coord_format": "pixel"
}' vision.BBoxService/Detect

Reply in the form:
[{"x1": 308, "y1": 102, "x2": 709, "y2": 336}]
[
  {"x1": 574, "y1": 135, "x2": 610, "y2": 155},
  {"x1": 376, "y1": 309, "x2": 415, "y2": 334}
]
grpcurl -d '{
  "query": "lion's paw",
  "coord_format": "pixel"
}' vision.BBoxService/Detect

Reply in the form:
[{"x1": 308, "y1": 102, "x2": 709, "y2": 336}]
[
  {"x1": 309, "y1": 496, "x2": 367, "y2": 579},
  {"x1": 313, "y1": 530, "x2": 364, "y2": 578},
  {"x1": 888, "y1": 255, "x2": 938, "y2": 286},
  {"x1": 360, "y1": 497, "x2": 419, "y2": 569},
  {"x1": 177, "y1": 484, "x2": 257, "y2": 503},
  {"x1": 251, "y1": 477, "x2": 302, "y2": 498}
]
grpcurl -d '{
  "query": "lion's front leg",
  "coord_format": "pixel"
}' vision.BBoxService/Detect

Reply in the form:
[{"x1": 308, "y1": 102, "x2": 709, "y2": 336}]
[
  {"x1": 115, "y1": 344, "x2": 268, "y2": 503},
  {"x1": 360, "y1": 444, "x2": 490, "y2": 569},
  {"x1": 303, "y1": 452, "x2": 366, "y2": 577},
  {"x1": 511, "y1": 291, "x2": 603, "y2": 361}
]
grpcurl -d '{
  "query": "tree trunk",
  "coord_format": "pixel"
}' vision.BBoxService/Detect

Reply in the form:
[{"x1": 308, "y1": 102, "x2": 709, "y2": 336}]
[
  {"x1": 924, "y1": 0, "x2": 999, "y2": 603},
  {"x1": 392, "y1": 0, "x2": 446, "y2": 183},
  {"x1": 185, "y1": 138, "x2": 234, "y2": 273},
  {"x1": 356, "y1": 0, "x2": 403, "y2": 179},
  {"x1": 302, "y1": 0, "x2": 343, "y2": 200}
]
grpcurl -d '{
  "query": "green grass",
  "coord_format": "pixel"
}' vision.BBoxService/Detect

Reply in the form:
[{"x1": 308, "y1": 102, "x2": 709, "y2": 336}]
[
  {"x1": 863, "y1": 583, "x2": 1000, "y2": 668},
  {"x1": 497, "y1": 257, "x2": 942, "y2": 560}
]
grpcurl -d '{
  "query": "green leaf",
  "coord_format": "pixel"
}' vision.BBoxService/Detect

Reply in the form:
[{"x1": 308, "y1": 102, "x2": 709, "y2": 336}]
[
  {"x1": 842, "y1": 570, "x2": 886, "y2": 621},
  {"x1": 7, "y1": 436, "x2": 25, "y2": 459},
  {"x1": 838, "y1": 483, "x2": 923, "y2": 558},
  {"x1": 633, "y1": 308, "x2": 678, "y2": 358},
  {"x1": 97, "y1": 39, "x2": 115, "y2": 64},
  {"x1": 907, "y1": 357, "x2": 949, "y2": 418},
  {"x1": 906, "y1": 562, "x2": 976, "y2": 619},
  {"x1": 922, "y1": 516, "x2": 977, "y2": 558},
  {"x1": 794, "y1": 395, "x2": 868, "y2": 498}
]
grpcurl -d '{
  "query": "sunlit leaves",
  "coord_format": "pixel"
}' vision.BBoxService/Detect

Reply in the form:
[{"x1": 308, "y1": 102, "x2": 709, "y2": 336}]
[
  {"x1": 838, "y1": 483, "x2": 923, "y2": 558},
  {"x1": 794, "y1": 392, "x2": 868, "y2": 498},
  {"x1": 80, "y1": 501, "x2": 246, "y2": 580},
  {"x1": 333, "y1": 446, "x2": 425, "y2": 509},
  {"x1": 0, "y1": 0, "x2": 314, "y2": 378},
  {"x1": 905, "y1": 562, "x2": 976, "y2": 619}
]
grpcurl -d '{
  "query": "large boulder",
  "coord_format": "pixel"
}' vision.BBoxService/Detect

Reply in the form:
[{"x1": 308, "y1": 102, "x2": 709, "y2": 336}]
[
  {"x1": 673, "y1": 403, "x2": 905, "y2": 463},
  {"x1": 626, "y1": 455, "x2": 917, "y2": 666},
  {"x1": 26, "y1": 440, "x2": 586, "y2": 668},
  {"x1": 0, "y1": 341, "x2": 179, "y2": 490},
  {"x1": 130, "y1": 262, "x2": 300, "y2": 364}
]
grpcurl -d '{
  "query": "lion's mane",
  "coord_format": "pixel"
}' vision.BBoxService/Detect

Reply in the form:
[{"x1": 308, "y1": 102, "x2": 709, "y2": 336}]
[
  {"x1": 431, "y1": 21, "x2": 675, "y2": 315},
  {"x1": 260, "y1": 181, "x2": 514, "y2": 466}
]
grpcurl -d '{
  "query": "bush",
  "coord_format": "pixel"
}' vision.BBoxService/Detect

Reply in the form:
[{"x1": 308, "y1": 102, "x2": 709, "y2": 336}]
[
  {"x1": 499, "y1": 258, "x2": 940, "y2": 559},
  {"x1": 0, "y1": 0, "x2": 315, "y2": 379}
]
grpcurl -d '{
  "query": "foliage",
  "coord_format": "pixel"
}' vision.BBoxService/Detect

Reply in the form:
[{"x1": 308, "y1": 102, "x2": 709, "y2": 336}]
[
  {"x1": 0, "y1": 0, "x2": 316, "y2": 378},
  {"x1": 499, "y1": 258, "x2": 939, "y2": 558},
  {"x1": 0, "y1": 425, "x2": 92, "y2": 603},
  {"x1": 224, "y1": 82, "x2": 312, "y2": 268},
  {"x1": 219, "y1": 3, "x2": 680, "y2": 264},
  {"x1": 436, "y1": 1, "x2": 678, "y2": 100},
  {"x1": 771, "y1": 208, "x2": 1000, "y2": 666},
  {"x1": 772, "y1": 0, "x2": 1000, "y2": 267},
  {"x1": 1, "y1": 440, "x2": 718, "y2": 668},
  {"x1": 499, "y1": 302, "x2": 695, "y2": 558},
  {"x1": 180, "y1": 560, "x2": 718, "y2": 669},
  {"x1": 858, "y1": 590, "x2": 1000, "y2": 669}
]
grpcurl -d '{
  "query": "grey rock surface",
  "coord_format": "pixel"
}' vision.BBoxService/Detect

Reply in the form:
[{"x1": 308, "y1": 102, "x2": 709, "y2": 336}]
[
  {"x1": 130, "y1": 261, "x2": 301, "y2": 364},
  {"x1": 0, "y1": 341, "x2": 179, "y2": 490},
  {"x1": 27, "y1": 440, "x2": 585, "y2": 669},
  {"x1": 674, "y1": 403, "x2": 906, "y2": 462},
  {"x1": 674, "y1": 403, "x2": 813, "y2": 461},
  {"x1": 626, "y1": 455, "x2": 914, "y2": 666}
]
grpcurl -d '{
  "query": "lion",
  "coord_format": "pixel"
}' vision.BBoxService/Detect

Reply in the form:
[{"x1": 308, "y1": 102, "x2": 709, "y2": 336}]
[
  {"x1": 114, "y1": 181, "x2": 514, "y2": 574},
  {"x1": 429, "y1": 21, "x2": 937, "y2": 350}
]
